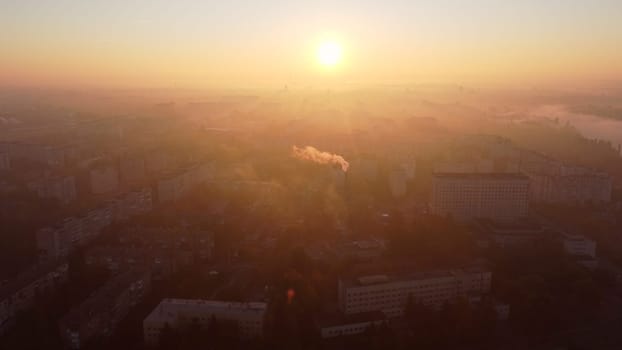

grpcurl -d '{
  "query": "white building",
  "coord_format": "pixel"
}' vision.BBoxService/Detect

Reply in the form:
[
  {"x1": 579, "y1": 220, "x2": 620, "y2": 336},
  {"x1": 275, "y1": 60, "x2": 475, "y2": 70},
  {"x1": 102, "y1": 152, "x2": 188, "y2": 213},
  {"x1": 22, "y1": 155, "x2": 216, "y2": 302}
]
[
  {"x1": 338, "y1": 268, "x2": 491, "y2": 318},
  {"x1": 143, "y1": 299, "x2": 266, "y2": 346},
  {"x1": 562, "y1": 233, "x2": 596, "y2": 258},
  {"x1": 431, "y1": 173, "x2": 529, "y2": 222}
]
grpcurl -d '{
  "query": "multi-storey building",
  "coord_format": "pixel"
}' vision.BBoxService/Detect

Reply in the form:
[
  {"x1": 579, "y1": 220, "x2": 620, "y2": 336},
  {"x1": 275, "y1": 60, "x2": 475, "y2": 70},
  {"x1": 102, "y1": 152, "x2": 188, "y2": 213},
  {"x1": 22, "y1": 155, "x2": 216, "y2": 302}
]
[
  {"x1": 562, "y1": 233, "x2": 596, "y2": 258},
  {"x1": 110, "y1": 188, "x2": 153, "y2": 221},
  {"x1": 143, "y1": 299, "x2": 267, "y2": 346},
  {"x1": 27, "y1": 175, "x2": 77, "y2": 205},
  {"x1": 338, "y1": 268, "x2": 491, "y2": 318},
  {"x1": 157, "y1": 163, "x2": 211, "y2": 203},
  {"x1": 0, "y1": 142, "x2": 69, "y2": 167},
  {"x1": 85, "y1": 246, "x2": 191, "y2": 280},
  {"x1": 0, "y1": 151, "x2": 10, "y2": 170},
  {"x1": 0, "y1": 262, "x2": 68, "y2": 334},
  {"x1": 431, "y1": 173, "x2": 529, "y2": 222},
  {"x1": 37, "y1": 206, "x2": 113, "y2": 260},
  {"x1": 527, "y1": 171, "x2": 611, "y2": 204},
  {"x1": 89, "y1": 165, "x2": 119, "y2": 195},
  {"x1": 119, "y1": 155, "x2": 146, "y2": 184},
  {"x1": 59, "y1": 269, "x2": 151, "y2": 349},
  {"x1": 37, "y1": 189, "x2": 153, "y2": 260}
]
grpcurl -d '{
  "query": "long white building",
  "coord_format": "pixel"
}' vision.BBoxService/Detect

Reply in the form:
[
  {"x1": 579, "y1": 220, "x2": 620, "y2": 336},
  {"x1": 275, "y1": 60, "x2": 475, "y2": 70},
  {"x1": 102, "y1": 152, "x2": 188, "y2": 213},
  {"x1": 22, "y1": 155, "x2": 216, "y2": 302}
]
[
  {"x1": 143, "y1": 299, "x2": 266, "y2": 346},
  {"x1": 338, "y1": 268, "x2": 491, "y2": 318},
  {"x1": 431, "y1": 173, "x2": 529, "y2": 222}
]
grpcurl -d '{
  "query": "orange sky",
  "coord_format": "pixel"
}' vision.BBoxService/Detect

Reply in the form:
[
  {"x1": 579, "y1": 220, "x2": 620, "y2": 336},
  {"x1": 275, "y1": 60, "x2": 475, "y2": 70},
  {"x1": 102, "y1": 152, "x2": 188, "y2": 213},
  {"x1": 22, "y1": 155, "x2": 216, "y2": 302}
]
[{"x1": 2, "y1": 1, "x2": 621, "y2": 89}]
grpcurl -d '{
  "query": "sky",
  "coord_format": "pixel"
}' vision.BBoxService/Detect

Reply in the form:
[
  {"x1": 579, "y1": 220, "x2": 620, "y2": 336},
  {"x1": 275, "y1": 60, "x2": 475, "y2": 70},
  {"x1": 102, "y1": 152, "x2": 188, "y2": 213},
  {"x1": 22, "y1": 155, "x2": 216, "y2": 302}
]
[{"x1": 1, "y1": 0, "x2": 621, "y2": 89}]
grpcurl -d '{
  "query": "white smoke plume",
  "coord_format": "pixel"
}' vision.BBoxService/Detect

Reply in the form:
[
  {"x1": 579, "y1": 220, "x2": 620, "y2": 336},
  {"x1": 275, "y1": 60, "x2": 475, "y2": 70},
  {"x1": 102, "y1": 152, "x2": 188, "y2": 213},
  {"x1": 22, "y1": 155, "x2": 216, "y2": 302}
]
[{"x1": 292, "y1": 145, "x2": 349, "y2": 172}]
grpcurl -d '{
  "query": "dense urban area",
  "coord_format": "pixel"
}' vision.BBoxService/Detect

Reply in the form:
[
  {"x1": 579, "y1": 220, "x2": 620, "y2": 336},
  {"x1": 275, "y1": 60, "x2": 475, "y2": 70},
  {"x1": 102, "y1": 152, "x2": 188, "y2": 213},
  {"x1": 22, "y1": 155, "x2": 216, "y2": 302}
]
[{"x1": 1, "y1": 87, "x2": 622, "y2": 350}]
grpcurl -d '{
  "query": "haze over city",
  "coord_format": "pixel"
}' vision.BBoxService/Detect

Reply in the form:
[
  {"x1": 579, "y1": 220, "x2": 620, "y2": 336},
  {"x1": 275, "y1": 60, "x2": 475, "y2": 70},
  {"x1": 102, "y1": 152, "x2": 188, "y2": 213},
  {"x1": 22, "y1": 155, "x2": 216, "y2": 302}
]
[{"x1": 1, "y1": 1, "x2": 622, "y2": 350}]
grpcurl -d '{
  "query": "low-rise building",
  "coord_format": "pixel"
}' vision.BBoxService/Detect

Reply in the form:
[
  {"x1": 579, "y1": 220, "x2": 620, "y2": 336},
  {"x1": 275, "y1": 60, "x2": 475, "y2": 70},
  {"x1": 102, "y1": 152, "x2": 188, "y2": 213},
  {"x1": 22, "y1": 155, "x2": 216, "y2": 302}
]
[
  {"x1": 338, "y1": 268, "x2": 491, "y2": 318},
  {"x1": 0, "y1": 262, "x2": 68, "y2": 334},
  {"x1": 59, "y1": 269, "x2": 151, "y2": 349},
  {"x1": 320, "y1": 311, "x2": 387, "y2": 339},
  {"x1": 143, "y1": 299, "x2": 267, "y2": 346}
]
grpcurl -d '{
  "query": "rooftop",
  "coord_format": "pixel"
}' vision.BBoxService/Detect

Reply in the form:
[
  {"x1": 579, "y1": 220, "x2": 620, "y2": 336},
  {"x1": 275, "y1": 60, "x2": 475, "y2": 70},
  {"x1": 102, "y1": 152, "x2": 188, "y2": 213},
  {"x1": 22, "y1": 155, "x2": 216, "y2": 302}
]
[
  {"x1": 433, "y1": 172, "x2": 528, "y2": 180},
  {"x1": 144, "y1": 299, "x2": 267, "y2": 323},
  {"x1": 341, "y1": 268, "x2": 489, "y2": 288},
  {"x1": 320, "y1": 311, "x2": 386, "y2": 328}
]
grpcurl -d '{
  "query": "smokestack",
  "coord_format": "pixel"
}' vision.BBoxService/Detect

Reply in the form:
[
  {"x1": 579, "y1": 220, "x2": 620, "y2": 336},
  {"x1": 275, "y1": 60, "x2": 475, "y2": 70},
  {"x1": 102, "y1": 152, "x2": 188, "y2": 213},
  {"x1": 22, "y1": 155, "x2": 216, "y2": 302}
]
[{"x1": 292, "y1": 145, "x2": 349, "y2": 172}]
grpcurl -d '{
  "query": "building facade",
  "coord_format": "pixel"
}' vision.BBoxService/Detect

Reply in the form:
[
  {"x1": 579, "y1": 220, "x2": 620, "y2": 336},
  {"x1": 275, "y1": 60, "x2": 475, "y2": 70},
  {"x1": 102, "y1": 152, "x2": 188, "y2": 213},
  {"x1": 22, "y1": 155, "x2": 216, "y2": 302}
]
[
  {"x1": 143, "y1": 299, "x2": 267, "y2": 346},
  {"x1": 27, "y1": 175, "x2": 77, "y2": 205},
  {"x1": 562, "y1": 233, "x2": 596, "y2": 258},
  {"x1": 59, "y1": 269, "x2": 151, "y2": 349},
  {"x1": 0, "y1": 262, "x2": 69, "y2": 334},
  {"x1": 431, "y1": 173, "x2": 529, "y2": 222},
  {"x1": 338, "y1": 268, "x2": 491, "y2": 318}
]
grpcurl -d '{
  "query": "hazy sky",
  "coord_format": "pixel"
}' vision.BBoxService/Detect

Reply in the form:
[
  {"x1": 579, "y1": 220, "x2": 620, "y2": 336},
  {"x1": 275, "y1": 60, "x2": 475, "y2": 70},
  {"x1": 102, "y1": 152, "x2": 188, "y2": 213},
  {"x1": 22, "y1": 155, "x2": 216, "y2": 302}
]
[{"x1": 1, "y1": 0, "x2": 621, "y2": 88}]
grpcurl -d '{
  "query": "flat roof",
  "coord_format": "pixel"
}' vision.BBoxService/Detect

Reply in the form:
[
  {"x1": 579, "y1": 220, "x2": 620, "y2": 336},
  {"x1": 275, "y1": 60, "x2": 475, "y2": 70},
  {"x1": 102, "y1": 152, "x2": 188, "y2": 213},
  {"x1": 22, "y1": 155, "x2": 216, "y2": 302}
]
[
  {"x1": 144, "y1": 299, "x2": 267, "y2": 323},
  {"x1": 433, "y1": 172, "x2": 529, "y2": 180},
  {"x1": 341, "y1": 268, "x2": 489, "y2": 289},
  {"x1": 320, "y1": 311, "x2": 386, "y2": 328}
]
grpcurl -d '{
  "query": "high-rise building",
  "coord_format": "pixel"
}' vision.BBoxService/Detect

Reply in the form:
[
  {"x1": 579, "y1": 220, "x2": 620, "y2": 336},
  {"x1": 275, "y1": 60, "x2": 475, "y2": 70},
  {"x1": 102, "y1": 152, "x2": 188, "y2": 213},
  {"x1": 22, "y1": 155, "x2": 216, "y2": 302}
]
[{"x1": 431, "y1": 173, "x2": 529, "y2": 222}]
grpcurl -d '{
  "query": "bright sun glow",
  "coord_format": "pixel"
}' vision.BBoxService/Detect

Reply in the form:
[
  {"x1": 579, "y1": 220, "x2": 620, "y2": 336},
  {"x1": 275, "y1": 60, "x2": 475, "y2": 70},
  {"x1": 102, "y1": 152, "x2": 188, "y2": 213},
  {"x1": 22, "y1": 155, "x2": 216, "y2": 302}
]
[{"x1": 317, "y1": 41, "x2": 343, "y2": 67}]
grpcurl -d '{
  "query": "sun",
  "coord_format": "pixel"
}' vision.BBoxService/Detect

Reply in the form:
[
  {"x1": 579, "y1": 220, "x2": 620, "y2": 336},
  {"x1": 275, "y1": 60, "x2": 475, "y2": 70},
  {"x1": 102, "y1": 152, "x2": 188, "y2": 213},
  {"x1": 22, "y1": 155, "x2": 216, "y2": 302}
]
[{"x1": 317, "y1": 41, "x2": 343, "y2": 67}]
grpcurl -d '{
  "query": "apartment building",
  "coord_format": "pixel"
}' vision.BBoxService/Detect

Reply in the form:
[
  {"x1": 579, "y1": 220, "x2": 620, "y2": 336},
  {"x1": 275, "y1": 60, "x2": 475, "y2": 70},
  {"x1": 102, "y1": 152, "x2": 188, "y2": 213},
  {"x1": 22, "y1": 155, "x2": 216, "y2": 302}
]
[
  {"x1": 157, "y1": 163, "x2": 211, "y2": 203},
  {"x1": 562, "y1": 233, "x2": 596, "y2": 258},
  {"x1": 27, "y1": 175, "x2": 77, "y2": 205},
  {"x1": 143, "y1": 299, "x2": 267, "y2": 346},
  {"x1": 0, "y1": 151, "x2": 10, "y2": 170},
  {"x1": 338, "y1": 268, "x2": 491, "y2": 318},
  {"x1": 89, "y1": 165, "x2": 119, "y2": 195},
  {"x1": 0, "y1": 262, "x2": 68, "y2": 334},
  {"x1": 37, "y1": 189, "x2": 153, "y2": 260},
  {"x1": 59, "y1": 269, "x2": 151, "y2": 349},
  {"x1": 431, "y1": 173, "x2": 529, "y2": 222}
]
